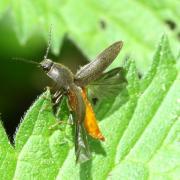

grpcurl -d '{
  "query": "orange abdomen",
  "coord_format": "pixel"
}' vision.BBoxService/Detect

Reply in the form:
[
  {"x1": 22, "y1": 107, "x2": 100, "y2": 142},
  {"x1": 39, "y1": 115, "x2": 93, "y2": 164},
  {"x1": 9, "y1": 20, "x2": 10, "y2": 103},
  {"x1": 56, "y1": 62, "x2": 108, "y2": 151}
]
[{"x1": 82, "y1": 89, "x2": 105, "y2": 141}]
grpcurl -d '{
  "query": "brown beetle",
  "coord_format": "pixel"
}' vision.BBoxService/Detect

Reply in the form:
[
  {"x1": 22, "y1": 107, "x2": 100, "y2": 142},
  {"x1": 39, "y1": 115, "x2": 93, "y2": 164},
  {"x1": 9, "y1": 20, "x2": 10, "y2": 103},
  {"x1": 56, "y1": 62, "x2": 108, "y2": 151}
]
[
  {"x1": 40, "y1": 41, "x2": 123, "y2": 163},
  {"x1": 14, "y1": 40, "x2": 123, "y2": 163}
]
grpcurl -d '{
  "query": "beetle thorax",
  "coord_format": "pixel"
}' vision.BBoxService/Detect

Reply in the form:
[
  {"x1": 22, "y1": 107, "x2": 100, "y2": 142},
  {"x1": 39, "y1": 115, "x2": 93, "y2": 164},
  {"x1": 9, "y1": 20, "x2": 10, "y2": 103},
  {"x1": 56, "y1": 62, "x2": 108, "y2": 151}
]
[
  {"x1": 49, "y1": 63, "x2": 74, "y2": 89},
  {"x1": 40, "y1": 59, "x2": 74, "y2": 89}
]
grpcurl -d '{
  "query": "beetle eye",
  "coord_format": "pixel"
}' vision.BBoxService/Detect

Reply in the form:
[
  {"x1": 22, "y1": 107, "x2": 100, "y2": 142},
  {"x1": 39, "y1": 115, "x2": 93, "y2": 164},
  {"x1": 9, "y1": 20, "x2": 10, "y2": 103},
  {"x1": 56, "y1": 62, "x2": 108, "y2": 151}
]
[
  {"x1": 42, "y1": 64, "x2": 51, "y2": 71},
  {"x1": 40, "y1": 59, "x2": 53, "y2": 72}
]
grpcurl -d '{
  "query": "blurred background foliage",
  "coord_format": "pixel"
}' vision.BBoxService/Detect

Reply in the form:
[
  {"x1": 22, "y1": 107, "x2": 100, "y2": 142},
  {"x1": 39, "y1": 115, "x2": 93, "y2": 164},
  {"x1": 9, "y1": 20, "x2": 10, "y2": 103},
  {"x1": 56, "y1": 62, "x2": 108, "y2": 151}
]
[{"x1": 0, "y1": 0, "x2": 179, "y2": 139}]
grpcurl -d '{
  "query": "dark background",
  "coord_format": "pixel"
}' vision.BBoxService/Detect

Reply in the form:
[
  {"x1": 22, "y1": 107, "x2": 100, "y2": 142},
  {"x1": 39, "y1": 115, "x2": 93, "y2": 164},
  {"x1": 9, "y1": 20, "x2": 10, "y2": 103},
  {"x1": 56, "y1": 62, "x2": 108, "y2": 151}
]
[{"x1": 0, "y1": 16, "x2": 88, "y2": 140}]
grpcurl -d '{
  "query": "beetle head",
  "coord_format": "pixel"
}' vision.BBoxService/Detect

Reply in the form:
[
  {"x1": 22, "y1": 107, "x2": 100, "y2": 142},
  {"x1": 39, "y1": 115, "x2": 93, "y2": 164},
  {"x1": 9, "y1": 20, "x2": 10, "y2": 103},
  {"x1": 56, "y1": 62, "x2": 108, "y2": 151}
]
[{"x1": 40, "y1": 59, "x2": 53, "y2": 72}]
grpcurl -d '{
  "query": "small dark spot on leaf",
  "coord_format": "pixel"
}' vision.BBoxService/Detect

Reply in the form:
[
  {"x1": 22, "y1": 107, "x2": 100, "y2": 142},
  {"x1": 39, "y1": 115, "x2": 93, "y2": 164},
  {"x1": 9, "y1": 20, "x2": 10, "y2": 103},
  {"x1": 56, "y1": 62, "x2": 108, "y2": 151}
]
[
  {"x1": 138, "y1": 72, "x2": 142, "y2": 79},
  {"x1": 92, "y1": 97, "x2": 98, "y2": 105},
  {"x1": 165, "y1": 19, "x2": 176, "y2": 30},
  {"x1": 99, "y1": 19, "x2": 107, "y2": 30}
]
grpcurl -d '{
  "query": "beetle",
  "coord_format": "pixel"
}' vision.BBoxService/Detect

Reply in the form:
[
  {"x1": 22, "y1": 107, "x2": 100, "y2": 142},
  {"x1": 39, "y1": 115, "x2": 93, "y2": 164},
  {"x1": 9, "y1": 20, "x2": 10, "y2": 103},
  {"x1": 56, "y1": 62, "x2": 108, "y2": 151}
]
[
  {"x1": 13, "y1": 40, "x2": 124, "y2": 163},
  {"x1": 39, "y1": 41, "x2": 123, "y2": 163}
]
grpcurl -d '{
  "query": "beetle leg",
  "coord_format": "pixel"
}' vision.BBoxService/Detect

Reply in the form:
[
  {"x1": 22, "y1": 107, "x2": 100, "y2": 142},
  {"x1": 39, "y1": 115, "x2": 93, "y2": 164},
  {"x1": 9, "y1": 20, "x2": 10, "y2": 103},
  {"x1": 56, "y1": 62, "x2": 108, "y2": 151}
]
[
  {"x1": 49, "y1": 115, "x2": 74, "y2": 130},
  {"x1": 68, "y1": 112, "x2": 74, "y2": 125},
  {"x1": 53, "y1": 90, "x2": 61, "y2": 99},
  {"x1": 49, "y1": 120, "x2": 64, "y2": 130},
  {"x1": 55, "y1": 94, "x2": 63, "y2": 105}
]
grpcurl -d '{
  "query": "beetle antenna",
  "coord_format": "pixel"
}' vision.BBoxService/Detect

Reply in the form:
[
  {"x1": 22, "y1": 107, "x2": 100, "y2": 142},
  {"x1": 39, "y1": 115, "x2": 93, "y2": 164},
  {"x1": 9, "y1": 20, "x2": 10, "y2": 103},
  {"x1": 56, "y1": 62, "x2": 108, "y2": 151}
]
[
  {"x1": 44, "y1": 25, "x2": 52, "y2": 60},
  {"x1": 12, "y1": 57, "x2": 39, "y2": 65}
]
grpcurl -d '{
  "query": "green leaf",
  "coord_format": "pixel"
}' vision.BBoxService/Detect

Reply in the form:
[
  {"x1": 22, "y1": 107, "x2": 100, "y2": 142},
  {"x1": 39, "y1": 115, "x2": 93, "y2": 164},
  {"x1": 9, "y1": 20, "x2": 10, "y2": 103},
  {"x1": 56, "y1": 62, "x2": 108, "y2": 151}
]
[
  {"x1": 14, "y1": 89, "x2": 70, "y2": 179},
  {"x1": 0, "y1": 35, "x2": 179, "y2": 179},
  {"x1": 1, "y1": 0, "x2": 180, "y2": 72},
  {"x1": 0, "y1": 120, "x2": 16, "y2": 180}
]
